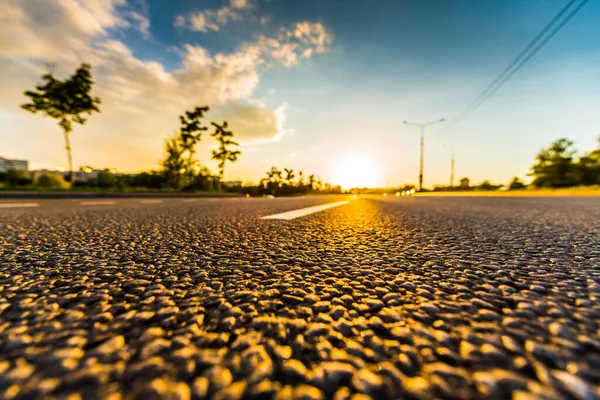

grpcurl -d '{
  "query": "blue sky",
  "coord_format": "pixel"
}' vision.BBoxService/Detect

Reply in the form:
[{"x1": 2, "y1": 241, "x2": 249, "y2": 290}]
[{"x1": 1, "y1": 0, "x2": 599, "y2": 187}]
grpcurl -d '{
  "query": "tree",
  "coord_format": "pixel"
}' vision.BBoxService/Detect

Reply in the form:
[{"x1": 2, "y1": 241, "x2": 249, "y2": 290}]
[
  {"x1": 530, "y1": 138, "x2": 579, "y2": 188},
  {"x1": 578, "y1": 136, "x2": 600, "y2": 186},
  {"x1": 508, "y1": 177, "x2": 526, "y2": 190},
  {"x1": 283, "y1": 168, "x2": 295, "y2": 186},
  {"x1": 179, "y1": 106, "x2": 209, "y2": 186},
  {"x1": 96, "y1": 172, "x2": 117, "y2": 189},
  {"x1": 315, "y1": 178, "x2": 323, "y2": 191},
  {"x1": 210, "y1": 121, "x2": 241, "y2": 189},
  {"x1": 5, "y1": 169, "x2": 32, "y2": 186},
  {"x1": 161, "y1": 134, "x2": 186, "y2": 189},
  {"x1": 298, "y1": 171, "x2": 304, "y2": 187},
  {"x1": 476, "y1": 180, "x2": 501, "y2": 191},
  {"x1": 307, "y1": 174, "x2": 316, "y2": 191},
  {"x1": 21, "y1": 64, "x2": 101, "y2": 185},
  {"x1": 266, "y1": 167, "x2": 282, "y2": 195}
]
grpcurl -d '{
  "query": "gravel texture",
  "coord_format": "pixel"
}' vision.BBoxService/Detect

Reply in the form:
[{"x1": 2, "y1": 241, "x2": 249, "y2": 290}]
[{"x1": 1, "y1": 196, "x2": 599, "y2": 399}]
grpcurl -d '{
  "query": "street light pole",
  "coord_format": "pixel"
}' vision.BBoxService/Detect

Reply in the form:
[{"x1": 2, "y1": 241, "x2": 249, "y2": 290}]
[
  {"x1": 403, "y1": 118, "x2": 445, "y2": 191},
  {"x1": 419, "y1": 125, "x2": 424, "y2": 193},
  {"x1": 443, "y1": 144, "x2": 455, "y2": 188}
]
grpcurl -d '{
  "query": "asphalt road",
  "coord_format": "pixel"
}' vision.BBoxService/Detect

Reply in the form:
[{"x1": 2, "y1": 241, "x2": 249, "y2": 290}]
[{"x1": 1, "y1": 195, "x2": 599, "y2": 399}]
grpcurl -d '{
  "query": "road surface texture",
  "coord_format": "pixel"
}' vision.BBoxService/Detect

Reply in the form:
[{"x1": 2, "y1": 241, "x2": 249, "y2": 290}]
[{"x1": 1, "y1": 196, "x2": 599, "y2": 400}]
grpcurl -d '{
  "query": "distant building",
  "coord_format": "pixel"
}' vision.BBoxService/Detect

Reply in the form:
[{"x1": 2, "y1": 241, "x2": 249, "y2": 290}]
[
  {"x1": 0, "y1": 157, "x2": 29, "y2": 173},
  {"x1": 223, "y1": 181, "x2": 242, "y2": 188},
  {"x1": 30, "y1": 169, "x2": 69, "y2": 182},
  {"x1": 460, "y1": 177, "x2": 470, "y2": 189},
  {"x1": 73, "y1": 166, "x2": 117, "y2": 182},
  {"x1": 30, "y1": 166, "x2": 117, "y2": 182}
]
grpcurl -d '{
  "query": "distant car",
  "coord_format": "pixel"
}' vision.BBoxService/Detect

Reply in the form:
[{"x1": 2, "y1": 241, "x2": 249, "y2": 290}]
[{"x1": 265, "y1": 194, "x2": 275, "y2": 199}]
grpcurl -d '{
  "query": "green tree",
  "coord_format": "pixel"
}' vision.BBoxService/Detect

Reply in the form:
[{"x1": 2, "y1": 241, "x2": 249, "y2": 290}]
[
  {"x1": 508, "y1": 177, "x2": 526, "y2": 190},
  {"x1": 21, "y1": 64, "x2": 101, "y2": 185},
  {"x1": 179, "y1": 106, "x2": 209, "y2": 186},
  {"x1": 530, "y1": 138, "x2": 579, "y2": 188},
  {"x1": 5, "y1": 169, "x2": 32, "y2": 186},
  {"x1": 96, "y1": 172, "x2": 117, "y2": 189},
  {"x1": 210, "y1": 121, "x2": 241, "y2": 189},
  {"x1": 161, "y1": 134, "x2": 186, "y2": 189},
  {"x1": 578, "y1": 136, "x2": 600, "y2": 186},
  {"x1": 130, "y1": 171, "x2": 166, "y2": 189}
]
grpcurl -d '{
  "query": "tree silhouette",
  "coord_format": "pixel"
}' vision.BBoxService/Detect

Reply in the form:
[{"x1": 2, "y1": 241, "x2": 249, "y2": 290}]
[
  {"x1": 21, "y1": 63, "x2": 101, "y2": 185},
  {"x1": 284, "y1": 168, "x2": 295, "y2": 186},
  {"x1": 578, "y1": 136, "x2": 600, "y2": 185},
  {"x1": 161, "y1": 134, "x2": 186, "y2": 189},
  {"x1": 308, "y1": 174, "x2": 316, "y2": 191},
  {"x1": 266, "y1": 166, "x2": 282, "y2": 195},
  {"x1": 530, "y1": 138, "x2": 579, "y2": 188},
  {"x1": 210, "y1": 121, "x2": 241, "y2": 189},
  {"x1": 179, "y1": 106, "x2": 209, "y2": 186},
  {"x1": 509, "y1": 177, "x2": 526, "y2": 190},
  {"x1": 298, "y1": 170, "x2": 304, "y2": 187}
]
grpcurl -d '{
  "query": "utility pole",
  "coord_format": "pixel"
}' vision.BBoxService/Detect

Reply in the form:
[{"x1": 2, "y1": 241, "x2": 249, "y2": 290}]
[
  {"x1": 443, "y1": 144, "x2": 455, "y2": 188},
  {"x1": 403, "y1": 118, "x2": 445, "y2": 191}
]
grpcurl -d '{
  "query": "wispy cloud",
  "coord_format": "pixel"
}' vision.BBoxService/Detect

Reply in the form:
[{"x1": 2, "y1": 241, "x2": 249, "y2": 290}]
[
  {"x1": 175, "y1": 0, "x2": 254, "y2": 32},
  {"x1": 0, "y1": 0, "x2": 333, "y2": 171}
]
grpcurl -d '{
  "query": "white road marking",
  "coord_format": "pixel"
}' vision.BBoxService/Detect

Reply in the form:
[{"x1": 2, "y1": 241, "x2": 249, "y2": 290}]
[
  {"x1": 182, "y1": 199, "x2": 199, "y2": 203},
  {"x1": 80, "y1": 200, "x2": 116, "y2": 206},
  {"x1": 262, "y1": 200, "x2": 350, "y2": 220},
  {"x1": 0, "y1": 202, "x2": 40, "y2": 208},
  {"x1": 139, "y1": 199, "x2": 163, "y2": 204}
]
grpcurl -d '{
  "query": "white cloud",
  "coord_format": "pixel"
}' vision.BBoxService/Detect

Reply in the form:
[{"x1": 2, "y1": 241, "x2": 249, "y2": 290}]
[
  {"x1": 176, "y1": 0, "x2": 253, "y2": 32},
  {"x1": 0, "y1": 0, "x2": 332, "y2": 172},
  {"x1": 211, "y1": 101, "x2": 283, "y2": 143},
  {"x1": 124, "y1": 11, "x2": 151, "y2": 38},
  {"x1": 256, "y1": 22, "x2": 332, "y2": 67}
]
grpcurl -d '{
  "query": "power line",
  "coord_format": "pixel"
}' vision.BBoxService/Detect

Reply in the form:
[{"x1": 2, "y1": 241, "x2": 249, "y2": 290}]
[
  {"x1": 453, "y1": 0, "x2": 577, "y2": 123},
  {"x1": 445, "y1": 0, "x2": 589, "y2": 131}
]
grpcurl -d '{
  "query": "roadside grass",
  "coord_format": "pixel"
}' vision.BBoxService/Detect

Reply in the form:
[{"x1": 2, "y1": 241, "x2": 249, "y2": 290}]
[
  {"x1": 416, "y1": 186, "x2": 600, "y2": 197},
  {"x1": 0, "y1": 184, "x2": 223, "y2": 194}
]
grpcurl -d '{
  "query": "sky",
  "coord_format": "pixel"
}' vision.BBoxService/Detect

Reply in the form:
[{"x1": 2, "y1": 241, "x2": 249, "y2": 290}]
[{"x1": 1, "y1": 0, "x2": 599, "y2": 188}]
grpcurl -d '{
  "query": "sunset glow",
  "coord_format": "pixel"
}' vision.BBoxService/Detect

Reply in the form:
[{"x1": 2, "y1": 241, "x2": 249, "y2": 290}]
[{"x1": 332, "y1": 152, "x2": 382, "y2": 190}]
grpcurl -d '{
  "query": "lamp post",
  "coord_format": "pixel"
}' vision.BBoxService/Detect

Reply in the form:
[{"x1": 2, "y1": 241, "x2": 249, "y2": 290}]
[
  {"x1": 402, "y1": 118, "x2": 445, "y2": 191},
  {"x1": 443, "y1": 144, "x2": 455, "y2": 189}
]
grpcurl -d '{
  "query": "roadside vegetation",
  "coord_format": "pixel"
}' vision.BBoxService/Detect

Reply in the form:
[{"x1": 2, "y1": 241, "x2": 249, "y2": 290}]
[
  {"x1": 4, "y1": 64, "x2": 600, "y2": 195},
  {"x1": 430, "y1": 137, "x2": 600, "y2": 193},
  {"x1": 3, "y1": 64, "x2": 342, "y2": 196}
]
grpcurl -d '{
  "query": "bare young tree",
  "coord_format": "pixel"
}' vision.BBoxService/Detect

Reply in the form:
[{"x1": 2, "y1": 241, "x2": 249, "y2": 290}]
[{"x1": 211, "y1": 121, "x2": 241, "y2": 190}]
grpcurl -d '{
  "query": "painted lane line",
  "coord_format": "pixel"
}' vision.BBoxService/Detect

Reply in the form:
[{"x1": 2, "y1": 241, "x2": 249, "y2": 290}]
[
  {"x1": 182, "y1": 199, "x2": 199, "y2": 203},
  {"x1": 0, "y1": 203, "x2": 40, "y2": 208},
  {"x1": 139, "y1": 199, "x2": 163, "y2": 204},
  {"x1": 80, "y1": 201, "x2": 117, "y2": 206},
  {"x1": 262, "y1": 200, "x2": 350, "y2": 220}
]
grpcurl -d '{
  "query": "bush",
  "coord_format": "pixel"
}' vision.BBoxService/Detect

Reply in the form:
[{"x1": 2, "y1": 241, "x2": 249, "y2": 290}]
[
  {"x1": 6, "y1": 169, "x2": 32, "y2": 186},
  {"x1": 37, "y1": 173, "x2": 69, "y2": 189},
  {"x1": 96, "y1": 172, "x2": 117, "y2": 189},
  {"x1": 509, "y1": 177, "x2": 526, "y2": 190}
]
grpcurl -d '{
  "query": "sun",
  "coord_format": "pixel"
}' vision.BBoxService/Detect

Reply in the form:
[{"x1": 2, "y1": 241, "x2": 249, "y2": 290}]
[{"x1": 332, "y1": 152, "x2": 382, "y2": 190}]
